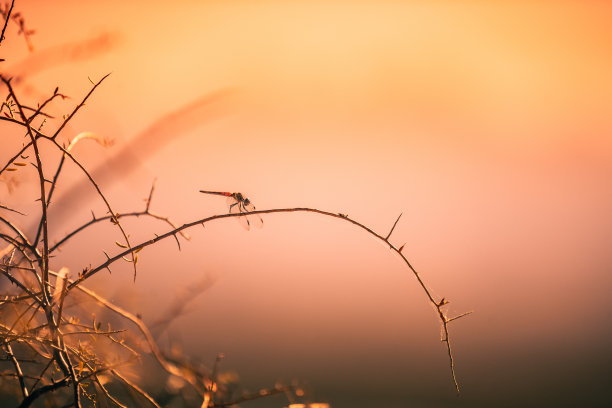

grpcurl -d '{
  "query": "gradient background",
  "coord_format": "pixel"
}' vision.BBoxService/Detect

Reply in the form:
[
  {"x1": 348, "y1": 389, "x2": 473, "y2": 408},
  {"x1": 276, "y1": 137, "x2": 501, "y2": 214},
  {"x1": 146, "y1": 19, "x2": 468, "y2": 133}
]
[{"x1": 1, "y1": 1, "x2": 612, "y2": 407}]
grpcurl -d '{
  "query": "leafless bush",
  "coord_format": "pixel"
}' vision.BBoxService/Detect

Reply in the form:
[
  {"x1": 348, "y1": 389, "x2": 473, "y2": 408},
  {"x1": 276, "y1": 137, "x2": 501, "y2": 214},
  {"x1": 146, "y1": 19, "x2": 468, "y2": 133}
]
[{"x1": 0, "y1": 3, "x2": 469, "y2": 407}]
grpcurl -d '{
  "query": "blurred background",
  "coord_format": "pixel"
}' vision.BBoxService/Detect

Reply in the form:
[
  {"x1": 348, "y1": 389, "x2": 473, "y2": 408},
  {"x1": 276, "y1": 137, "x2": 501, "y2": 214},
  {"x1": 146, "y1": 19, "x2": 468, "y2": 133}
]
[{"x1": 1, "y1": 0, "x2": 611, "y2": 406}]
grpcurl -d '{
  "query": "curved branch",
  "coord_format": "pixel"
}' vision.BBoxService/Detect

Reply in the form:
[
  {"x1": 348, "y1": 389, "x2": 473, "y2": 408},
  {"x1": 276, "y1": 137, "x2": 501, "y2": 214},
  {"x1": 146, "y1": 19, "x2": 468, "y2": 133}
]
[{"x1": 68, "y1": 206, "x2": 466, "y2": 392}]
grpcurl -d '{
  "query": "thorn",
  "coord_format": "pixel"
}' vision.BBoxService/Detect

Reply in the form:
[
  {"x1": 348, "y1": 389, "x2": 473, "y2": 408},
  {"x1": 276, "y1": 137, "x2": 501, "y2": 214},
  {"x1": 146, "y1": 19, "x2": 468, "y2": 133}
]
[
  {"x1": 447, "y1": 311, "x2": 473, "y2": 323},
  {"x1": 385, "y1": 212, "x2": 403, "y2": 241}
]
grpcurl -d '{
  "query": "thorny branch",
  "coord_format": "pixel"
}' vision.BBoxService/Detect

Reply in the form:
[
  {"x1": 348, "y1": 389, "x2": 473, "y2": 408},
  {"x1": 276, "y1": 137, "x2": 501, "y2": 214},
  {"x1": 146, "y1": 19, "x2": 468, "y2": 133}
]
[
  {"x1": 50, "y1": 179, "x2": 189, "y2": 254},
  {"x1": 77, "y1": 207, "x2": 470, "y2": 392}
]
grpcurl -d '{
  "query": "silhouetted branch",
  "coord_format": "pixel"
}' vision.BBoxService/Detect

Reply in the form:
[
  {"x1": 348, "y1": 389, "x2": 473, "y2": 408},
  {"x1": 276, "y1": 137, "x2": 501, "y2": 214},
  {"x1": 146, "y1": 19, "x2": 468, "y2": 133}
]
[
  {"x1": 16, "y1": 376, "x2": 70, "y2": 408},
  {"x1": 3, "y1": 343, "x2": 29, "y2": 399},
  {"x1": 0, "y1": 75, "x2": 52, "y2": 302},
  {"x1": 51, "y1": 73, "x2": 110, "y2": 140},
  {"x1": 0, "y1": 0, "x2": 14, "y2": 45},
  {"x1": 50, "y1": 194, "x2": 189, "y2": 254},
  {"x1": 0, "y1": 203, "x2": 25, "y2": 215}
]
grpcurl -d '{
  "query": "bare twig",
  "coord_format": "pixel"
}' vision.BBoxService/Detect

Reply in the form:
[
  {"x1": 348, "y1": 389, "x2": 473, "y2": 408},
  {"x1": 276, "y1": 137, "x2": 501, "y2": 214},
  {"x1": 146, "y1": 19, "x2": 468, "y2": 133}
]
[
  {"x1": 16, "y1": 376, "x2": 70, "y2": 408},
  {"x1": 70, "y1": 281, "x2": 207, "y2": 396},
  {"x1": 3, "y1": 343, "x2": 29, "y2": 398},
  {"x1": 47, "y1": 137, "x2": 137, "y2": 279},
  {"x1": 0, "y1": 203, "x2": 25, "y2": 215},
  {"x1": 50, "y1": 201, "x2": 189, "y2": 254},
  {"x1": 35, "y1": 130, "x2": 113, "y2": 248},
  {"x1": 111, "y1": 369, "x2": 162, "y2": 408},
  {"x1": 51, "y1": 73, "x2": 110, "y2": 140},
  {"x1": 1, "y1": 76, "x2": 53, "y2": 308},
  {"x1": 0, "y1": 0, "x2": 14, "y2": 45}
]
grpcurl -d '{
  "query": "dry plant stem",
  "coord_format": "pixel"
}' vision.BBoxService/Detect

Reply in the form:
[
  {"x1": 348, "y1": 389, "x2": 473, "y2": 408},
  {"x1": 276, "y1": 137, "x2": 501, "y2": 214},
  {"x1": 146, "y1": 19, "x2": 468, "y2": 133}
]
[
  {"x1": 0, "y1": 216, "x2": 42, "y2": 265},
  {"x1": 1, "y1": 77, "x2": 83, "y2": 407},
  {"x1": 15, "y1": 361, "x2": 124, "y2": 408},
  {"x1": 65, "y1": 207, "x2": 467, "y2": 393},
  {"x1": 3, "y1": 343, "x2": 28, "y2": 398},
  {"x1": 51, "y1": 73, "x2": 110, "y2": 140},
  {"x1": 93, "y1": 377, "x2": 128, "y2": 408},
  {"x1": 26, "y1": 89, "x2": 64, "y2": 123},
  {"x1": 50, "y1": 202, "x2": 189, "y2": 254},
  {"x1": 0, "y1": 0, "x2": 14, "y2": 44},
  {"x1": 71, "y1": 280, "x2": 205, "y2": 395},
  {"x1": 111, "y1": 369, "x2": 162, "y2": 408},
  {"x1": 22, "y1": 104, "x2": 55, "y2": 119},
  {"x1": 28, "y1": 358, "x2": 54, "y2": 391},
  {"x1": 1, "y1": 76, "x2": 51, "y2": 301},
  {"x1": 48, "y1": 138, "x2": 137, "y2": 279},
  {"x1": 16, "y1": 376, "x2": 70, "y2": 408},
  {"x1": 7, "y1": 299, "x2": 38, "y2": 333},
  {"x1": 0, "y1": 116, "x2": 49, "y2": 175},
  {"x1": 0, "y1": 134, "x2": 34, "y2": 174},
  {"x1": 0, "y1": 203, "x2": 25, "y2": 215}
]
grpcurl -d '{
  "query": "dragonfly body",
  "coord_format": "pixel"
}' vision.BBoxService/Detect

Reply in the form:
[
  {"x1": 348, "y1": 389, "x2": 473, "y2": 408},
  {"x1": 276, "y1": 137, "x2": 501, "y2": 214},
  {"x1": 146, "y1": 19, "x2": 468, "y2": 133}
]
[{"x1": 199, "y1": 190, "x2": 263, "y2": 230}]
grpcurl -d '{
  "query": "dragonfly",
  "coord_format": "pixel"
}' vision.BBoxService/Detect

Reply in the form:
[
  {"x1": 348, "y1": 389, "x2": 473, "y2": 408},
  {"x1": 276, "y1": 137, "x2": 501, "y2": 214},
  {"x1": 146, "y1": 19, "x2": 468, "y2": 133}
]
[{"x1": 199, "y1": 190, "x2": 264, "y2": 230}]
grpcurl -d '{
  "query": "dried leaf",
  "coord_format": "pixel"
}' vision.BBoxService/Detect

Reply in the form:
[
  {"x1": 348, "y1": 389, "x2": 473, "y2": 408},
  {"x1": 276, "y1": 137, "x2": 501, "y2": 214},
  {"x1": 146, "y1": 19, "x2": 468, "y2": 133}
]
[
  {"x1": 67, "y1": 131, "x2": 114, "y2": 152},
  {"x1": 115, "y1": 241, "x2": 128, "y2": 248}
]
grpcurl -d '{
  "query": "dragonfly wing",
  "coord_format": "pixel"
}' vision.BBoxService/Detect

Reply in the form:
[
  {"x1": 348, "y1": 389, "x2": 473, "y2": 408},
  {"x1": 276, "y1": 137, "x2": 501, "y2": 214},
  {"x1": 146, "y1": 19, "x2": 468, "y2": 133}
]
[
  {"x1": 243, "y1": 201, "x2": 264, "y2": 229},
  {"x1": 228, "y1": 200, "x2": 250, "y2": 230}
]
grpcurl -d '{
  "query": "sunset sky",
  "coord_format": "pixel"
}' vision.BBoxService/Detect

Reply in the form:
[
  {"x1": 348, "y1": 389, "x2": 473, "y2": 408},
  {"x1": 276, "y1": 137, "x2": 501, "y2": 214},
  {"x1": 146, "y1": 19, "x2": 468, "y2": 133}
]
[{"x1": 2, "y1": 1, "x2": 612, "y2": 406}]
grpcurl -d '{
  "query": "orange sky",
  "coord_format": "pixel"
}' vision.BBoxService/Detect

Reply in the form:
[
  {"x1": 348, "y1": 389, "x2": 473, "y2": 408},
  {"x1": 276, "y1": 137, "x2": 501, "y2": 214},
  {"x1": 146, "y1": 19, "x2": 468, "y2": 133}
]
[{"x1": 2, "y1": 1, "x2": 612, "y2": 406}]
